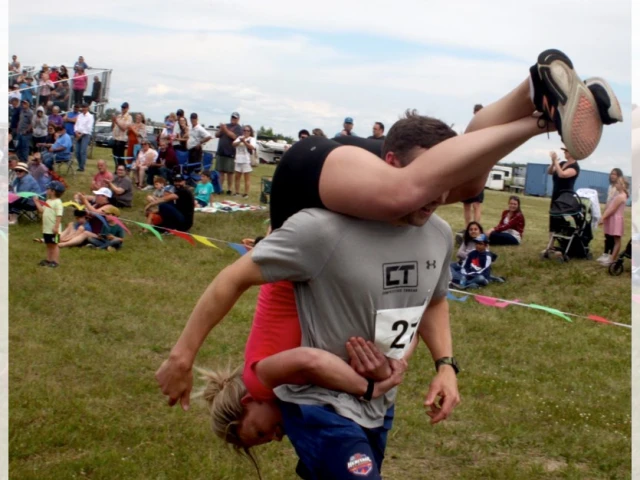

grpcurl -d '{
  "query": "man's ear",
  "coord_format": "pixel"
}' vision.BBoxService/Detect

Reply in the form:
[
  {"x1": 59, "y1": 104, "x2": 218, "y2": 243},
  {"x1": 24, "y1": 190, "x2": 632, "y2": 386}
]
[{"x1": 384, "y1": 151, "x2": 402, "y2": 168}]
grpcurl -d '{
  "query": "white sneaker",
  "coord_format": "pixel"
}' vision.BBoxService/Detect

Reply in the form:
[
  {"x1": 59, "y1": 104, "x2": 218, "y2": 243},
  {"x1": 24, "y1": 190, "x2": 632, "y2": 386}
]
[
  {"x1": 597, "y1": 254, "x2": 611, "y2": 264},
  {"x1": 596, "y1": 253, "x2": 609, "y2": 263}
]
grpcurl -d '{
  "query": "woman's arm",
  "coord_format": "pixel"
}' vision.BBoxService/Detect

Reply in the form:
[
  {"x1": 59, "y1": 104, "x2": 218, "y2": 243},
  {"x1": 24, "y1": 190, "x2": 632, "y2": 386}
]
[
  {"x1": 555, "y1": 165, "x2": 578, "y2": 179},
  {"x1": 492, "y1": 211, "x2": 519, "y2": 233},
  {"x1": 255, "y1": 346, "x2": 404, "y2": 400},
  {"x1": 601, "y1": 195, "x2": 626, "y2": 220}
]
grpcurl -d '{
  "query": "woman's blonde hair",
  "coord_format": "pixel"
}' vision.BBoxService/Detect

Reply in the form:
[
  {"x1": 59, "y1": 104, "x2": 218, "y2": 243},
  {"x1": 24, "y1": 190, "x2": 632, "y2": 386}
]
[
  {"x1": 194, "y1": 364, "x2": 262, "y2": 479},
  {"x1": 618, "y1": 177, "x2": 629, "y2": 196}
]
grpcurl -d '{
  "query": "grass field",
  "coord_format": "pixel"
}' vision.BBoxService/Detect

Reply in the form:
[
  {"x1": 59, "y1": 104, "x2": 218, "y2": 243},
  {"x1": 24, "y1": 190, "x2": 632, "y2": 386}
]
[{"x1": 9, "y1": 149, "x2": 632, "y2": 479}]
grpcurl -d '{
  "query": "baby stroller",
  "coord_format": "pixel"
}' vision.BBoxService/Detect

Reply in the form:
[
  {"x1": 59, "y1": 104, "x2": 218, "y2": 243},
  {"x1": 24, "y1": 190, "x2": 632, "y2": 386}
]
[
  {"x1": 608, "y1": 239, "x2": 633, "y2": 276},
  {"x1": 541, "y1": 190, "x2": 593, "y2": 262}
]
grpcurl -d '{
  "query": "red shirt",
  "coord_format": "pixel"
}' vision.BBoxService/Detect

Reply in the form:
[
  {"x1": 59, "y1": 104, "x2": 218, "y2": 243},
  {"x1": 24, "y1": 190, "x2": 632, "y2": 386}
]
[{"x1": 242, "y1": 281, "x2": 301, "y2": 401}]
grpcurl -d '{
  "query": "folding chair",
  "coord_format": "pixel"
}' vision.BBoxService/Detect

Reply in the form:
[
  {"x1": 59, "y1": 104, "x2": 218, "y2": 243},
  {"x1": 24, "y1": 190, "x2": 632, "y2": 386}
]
[
  {"x1": 190, "y1": 152, "x2": 214, "y2": 184},
  {"x1": 112, "y1": 155, "x2": 135, "y2": 175},
  {"x1": 54, "y1": 157, "x2": 75, "y2": 177},
  {"x1": 260, "y1": 176, "x2": 272, "y2": 204}
]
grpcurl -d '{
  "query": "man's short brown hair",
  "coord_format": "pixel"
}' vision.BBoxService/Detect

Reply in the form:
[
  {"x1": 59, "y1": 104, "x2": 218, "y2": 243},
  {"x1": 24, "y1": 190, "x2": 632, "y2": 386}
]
[{"x1": 382, "y1": 109, "x2": 457, "y2": 166}]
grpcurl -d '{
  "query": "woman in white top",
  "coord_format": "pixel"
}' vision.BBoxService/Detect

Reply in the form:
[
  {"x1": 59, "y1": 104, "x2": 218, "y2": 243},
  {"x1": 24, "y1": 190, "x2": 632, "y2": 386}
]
[
  {"x1": 134, "y1": 140, "x2": 159, "y2": 189},
  {"x1": 232, "y1": 125, "x2": 257, "y2": 198}
]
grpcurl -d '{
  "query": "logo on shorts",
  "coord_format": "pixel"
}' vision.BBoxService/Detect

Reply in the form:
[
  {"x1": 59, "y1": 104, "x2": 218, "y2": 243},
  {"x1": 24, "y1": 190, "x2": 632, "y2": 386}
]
[
  {"x1": 383, "y1": 262, "x2": 418, "y2": 289},
  {"x1": 347, "y1": 453, "x2": 373, "y2": 476}
]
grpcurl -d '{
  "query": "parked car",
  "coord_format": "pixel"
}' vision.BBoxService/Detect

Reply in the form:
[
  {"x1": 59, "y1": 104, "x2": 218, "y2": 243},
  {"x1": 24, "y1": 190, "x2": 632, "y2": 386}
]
[{"x1": 93, "y1": 121, "x2": 113, "y2": 147}]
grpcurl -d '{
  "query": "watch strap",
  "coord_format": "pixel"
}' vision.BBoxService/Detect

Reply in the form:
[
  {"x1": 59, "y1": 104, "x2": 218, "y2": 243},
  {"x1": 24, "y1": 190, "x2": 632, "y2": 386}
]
[
  {"x1": 362, "y1": 379, "x2": 375, "y2": 402},
  {"x1": 435, "y1": 356, "x2": 459, "y2": 375}
]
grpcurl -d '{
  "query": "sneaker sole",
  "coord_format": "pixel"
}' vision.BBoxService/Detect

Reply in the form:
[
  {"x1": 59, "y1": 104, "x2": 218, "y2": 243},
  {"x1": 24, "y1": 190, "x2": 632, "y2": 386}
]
[
  {"x1": 584, "y1": 76, "x2": 623, "y2": 124},
  {"x1": 537, "y1": 49, "x2": 602, "y2": 160}
]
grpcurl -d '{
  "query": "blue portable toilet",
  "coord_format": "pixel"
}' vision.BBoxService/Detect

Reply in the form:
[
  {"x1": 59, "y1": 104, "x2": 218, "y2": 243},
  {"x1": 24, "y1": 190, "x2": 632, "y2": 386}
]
[{"x1": 524, "y1": 163, "x2": 549, "y2": 196}]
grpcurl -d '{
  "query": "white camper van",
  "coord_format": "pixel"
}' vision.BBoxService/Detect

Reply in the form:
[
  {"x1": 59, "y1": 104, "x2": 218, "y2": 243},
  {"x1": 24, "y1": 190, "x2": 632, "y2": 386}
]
[{"x1": 485, "y1": 170, "x2": 506, "y2": 191}]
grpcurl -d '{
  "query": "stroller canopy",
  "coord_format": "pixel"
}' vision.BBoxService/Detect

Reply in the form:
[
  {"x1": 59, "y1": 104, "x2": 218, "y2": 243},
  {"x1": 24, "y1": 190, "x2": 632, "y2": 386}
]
[{"x1": 550, "y1": 190, "x2": 583, "y2": 216}]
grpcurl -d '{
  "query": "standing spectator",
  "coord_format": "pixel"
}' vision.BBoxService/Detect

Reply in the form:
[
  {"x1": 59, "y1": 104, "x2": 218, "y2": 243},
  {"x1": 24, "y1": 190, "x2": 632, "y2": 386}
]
[
  {"x1": 33, "y1": 181, "x2": 65, "y2": 268},
  {"x1": 174, "y1": 116, "x2": 189, "y2": 151},
  {"x1": 49, "y1": 66, "x2": 59, "y2": 83},
  {"x1": 368, "y1": 122, "x2": 385, "y2": 140},
  {"x1": 72, "y1": 67, "x2": 88, "y2": 106},
  {"x1": 334, "y1": 117, "x2": 357, "y2": 138},
  {"x1": 9, "y1": 55, "x2": 20, "y2": 73},
  {"x1": 487, "y1": 196, "x2": 526, "y2": 245},
  {"x1": 187, "y1": 112, "x2": 212, "y2": 168},
  {"x1": 19, "y1": 76, "x2": 35, "y2": 106},
  {"x1": 16, "y1": 99, "x2": 33, "y2": 162},
  {"x1": 32, "y1": 106, "x2": 49, "y2": 151},
  {"x1": 8, "y1": 97, "x2": 20, "y2": 137},
  {"x1": 111, "y1": 102, "x2": 132, "y2": 162},
  {"x1": 106, "y1": 165, "x2": 134, "y2": 208},
  {"x1": 543, "y1": 148, "x2": 581, "y2": 255},
  {"x1": 127, "y1": 113, "x2": 146, "y2": 158},
  {"x1": 597, "y1": 168, "x2": 624, "y2": 264},
  {"x1": 28, "y1": 153, "x2": 51, "y2": 192},
  {"x1": 8, "y1": 84, "x2": 21, "y2": 103},
  {"x1": 90, "y1": 76, "x2": 102, "y2": 105},
  {"x1": 598, "y1": 177, "x2": 629, "y2": 266},
  {"x1": 215, "y1": 112, "x2": 242, "y2": 195},
  {"x1": 74, "y1": 103, "x2": 94, "y2": 172},
  {"x1": 133, "y1": 140, "x2": 158, "y2": 189},
  {"x1": 38, "y1": 72, "x2": 54, "y2": 106},
  {"x1": 232, "y1": 125, "x2": 256, "y2": 198},
  {"x1": 91, "y1": 159, "x2": 113, "y2": 191},
  {"x1": 48, "y1": 106, "x2": 64, "y2": 128},
  {"x1": 58, "y1": 65, "x2": 69, "y2": 81},
  {"x1": 63, "y1": 104, "x2": 80, "y2": 138},
  {"x1": 74, "y1": 56, "x2": 89, "y2": 71},
  {"x1": 311, "y1": 127, "x2": 326, "y2": 136},
  {"x1": 298, "y1": 129, "x2": 310, "y2": 140},
  {"x1": 41, "y1": 126, "x2": 72, "y2": 170}
]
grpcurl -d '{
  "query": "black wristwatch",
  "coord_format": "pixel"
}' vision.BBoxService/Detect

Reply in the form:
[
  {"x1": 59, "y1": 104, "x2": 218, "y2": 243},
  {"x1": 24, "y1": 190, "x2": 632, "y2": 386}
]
[
  {"x1": 435, "y1": 357, "x2": 460, "y2": 375},
  {"x1": 361, "y1": 379, "x2": 375, "y2": 402}
]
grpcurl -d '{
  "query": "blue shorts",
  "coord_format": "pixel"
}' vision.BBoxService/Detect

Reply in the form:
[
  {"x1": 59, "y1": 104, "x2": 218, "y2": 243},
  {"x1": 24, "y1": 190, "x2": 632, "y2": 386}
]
[{"x1": 279, "y1": 401, "x2": 395, "y2": 480}]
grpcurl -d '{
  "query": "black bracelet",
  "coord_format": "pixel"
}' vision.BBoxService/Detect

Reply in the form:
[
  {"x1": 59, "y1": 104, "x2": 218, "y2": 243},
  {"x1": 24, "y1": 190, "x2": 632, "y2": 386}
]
[{"x1": 362, "y1": 379, "x2": 375, "y2": 402}]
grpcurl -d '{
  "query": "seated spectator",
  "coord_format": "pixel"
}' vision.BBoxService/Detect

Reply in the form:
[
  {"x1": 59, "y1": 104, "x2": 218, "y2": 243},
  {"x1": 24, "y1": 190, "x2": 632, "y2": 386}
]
[
  {"x1": 87, "y1": 207, "x2": 125, "y2": 252},
  {"x1": 133, "y1": 140, "x2": 158, "y2": 189},
  {"x1": 75, "y1": 189, "x2": 116, "y2": 235},
  {"x1": 105, "y1": 164, "x2": 133, "y2": 208},
  {"x1": 50, "y1": 83, "x2": 70, "y2": 111},
  {"x1": 148, "y1": 139, "x2": 178, "y2": 182},
  {"x1": 8, "y1": 155, "x2": 18, "y2": 188},
  {"x1": 41, "y1": 126, "x2": 72, "y2": 170},
  {"x1": 194, "y1": 171, "x2": 214, "y2": 207},
  {"x1": 37, "y1": 124, "x2": 56, "y2": 150},
  {"x1": 48, "y1": 106, "x2": 64, "y2": 128},
  {"x1": 91, "y1": 159, "x2": 114, "y2": 191},
  {"x1": 145, "y1": 176, "x2": 174, "y2": 204},
  {"x1": 452, "y1": 234, "x2": 504, "y2": 290},
  {"x1": 63, "y1": 104, "x2": 80, "y2": 138},
  {"x1": 8, "y1": 162, "x2": 40, "y2": 224},
  {"x1": 454, "y1": 221, "x2": 486, "y2": 263},
  {"x1": 144, "y1": 174, "x2": 194, "y2": 232},
  {"x1": 28, "y1": 153, "x2": 51, "y2": 192},
  {"x1": 57, "y1": 209, "x2": 93, "y2": 248},
  {"x1": 38, "y1": 72, "x2": 54, "y2": 106},
  {"x1": 487, "y1": 196, "x2": 526, "y2": 245}
]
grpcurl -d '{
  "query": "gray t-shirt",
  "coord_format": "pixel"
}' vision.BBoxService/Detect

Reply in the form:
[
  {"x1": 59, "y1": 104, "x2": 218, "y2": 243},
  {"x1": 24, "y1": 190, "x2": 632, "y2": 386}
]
[
  {"x1": 216, "y1": 123, "x2": 243, "y2": 158},
  {"x1": 112, "y1": 176, "x2": 133, "y2": 207},
  {"x1": 252, "y1": 208, "x2": 453, "y2": 428}
]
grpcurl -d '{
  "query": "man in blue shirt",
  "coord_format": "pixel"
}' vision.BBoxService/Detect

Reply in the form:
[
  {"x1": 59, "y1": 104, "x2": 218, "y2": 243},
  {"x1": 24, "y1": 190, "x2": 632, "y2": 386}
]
[
  {"x1": 63, "y1": 104, "x2": 80, "y2": 137},
  {"x1": 42, "y1": 126, "x2": 73, "y2": 170},
  {"x1": 334, "y1": 117, "x2": 358, "y2": 138},
  {"x1": 9, "y1": 162, "x2": 42, "y2": 224}
]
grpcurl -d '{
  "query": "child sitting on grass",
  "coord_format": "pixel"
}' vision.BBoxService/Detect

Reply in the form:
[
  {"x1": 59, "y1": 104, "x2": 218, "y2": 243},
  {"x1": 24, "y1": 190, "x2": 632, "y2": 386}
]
[
  {"x1": 452, "y1": 234, "x2": 505, "y2": 290},
  {"x1": 33, "y1": 181, "x2": 65, "y2": 268},
  {"x1": 194, "y1": 171, "x2": 214, "y2": 207},
  {"x1": 58, "y1": 209, "x2": 92, "y2": 247},
  {"x1": 87, "y1": 206, "x2": 125, "y2": 252}
]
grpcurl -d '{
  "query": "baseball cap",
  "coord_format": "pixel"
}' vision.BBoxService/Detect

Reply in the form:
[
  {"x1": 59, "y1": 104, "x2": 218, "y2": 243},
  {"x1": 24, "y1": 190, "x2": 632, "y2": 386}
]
[
  {"x1": 13, "y1": 162, "x2": 28, "y2": 173},
  {"x1": 344, "y1": 117, "x2": 354, "y2": 124},
  {"x1": 473, "y1": 233, "x2": 489, "y2": 243},
  {"x1": 92, "y1": 187, "x2": 113, "y2": 198},
  {"x1": 121, "y1": 102, "x2": 129, "y2": 109},
  {"x1": 176, "y1": 109, "x2": 184, "y2": 116},
  {"x1": 173, "y1": 174, "x2": 186, "y2": 182},
  {"x1": 46, "y1": 180, "x2": 66, "y2": 194},
  {"x1": 231, "y1": 112, "x2": 240, "y2": 119},
  {"x1": 190, "y1": 112, "x2": 198, "y2": 119}
]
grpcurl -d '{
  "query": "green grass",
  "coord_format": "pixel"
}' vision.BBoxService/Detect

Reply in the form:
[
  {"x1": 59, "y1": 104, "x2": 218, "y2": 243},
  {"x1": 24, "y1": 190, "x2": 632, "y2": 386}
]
[{"x1": 9, "y1": 149, "x2": 631, "y2": 479}]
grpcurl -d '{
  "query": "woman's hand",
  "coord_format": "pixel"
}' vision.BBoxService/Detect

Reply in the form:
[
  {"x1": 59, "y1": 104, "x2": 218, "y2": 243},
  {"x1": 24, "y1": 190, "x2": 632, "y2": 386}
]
[{"x1": 346, "y1": 337, "x2": 391, "y2": 381}]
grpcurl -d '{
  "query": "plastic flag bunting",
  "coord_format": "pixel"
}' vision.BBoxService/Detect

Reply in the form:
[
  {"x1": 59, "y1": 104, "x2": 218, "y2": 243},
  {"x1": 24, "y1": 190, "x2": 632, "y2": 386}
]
[
  {"x1": 8, "y1": 192, "x2": 19, "y2": 203},
  {"x1": 527, "y1": 304, "x2": 573, "y2": 323},
  {"x1": 109, "y1": 216, "x2": 131, "y2": 235},
  {"x1": 91, "y1": 212, "x2": 109, "y2": 228},
  {"x1": 17, "y1": 192, "x2": 40, "y2": 199},
  {"x1": 228, "y1": 243, "x2": 249, "y2": 255},
  {"x1": 191, "y1": 235, "x2": 222, "y2": 250},
  {"x1": 447, "y1": 291, "x2": 468, "y2": 302},
  {"x1": 134, "y1": 221, "x2": 163, "y2": 241},
  {"x1": 62, "y1": 201, "x2": 84, "y2": 210},
  {"x1": 474, "y1": 295, "x2": 514, "y2": 308},
  {"x1": 166, "y1": 229, "x2": 196, "y2": 245}
]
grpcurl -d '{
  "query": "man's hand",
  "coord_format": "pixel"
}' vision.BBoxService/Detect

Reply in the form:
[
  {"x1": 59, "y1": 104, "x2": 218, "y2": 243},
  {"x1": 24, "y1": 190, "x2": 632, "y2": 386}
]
[
  {"x1": 346, "y1": 337, "x2": 391, "y2": 381},
  {"x1": 155, "y1": 354, "x2": 193, "y2": 411},
  {"x1": 424, "y1": 367, "x2": 460, "y2": 424},
  {"x1": 372, "y1": 358, "x2": 408, "y2": 398}
]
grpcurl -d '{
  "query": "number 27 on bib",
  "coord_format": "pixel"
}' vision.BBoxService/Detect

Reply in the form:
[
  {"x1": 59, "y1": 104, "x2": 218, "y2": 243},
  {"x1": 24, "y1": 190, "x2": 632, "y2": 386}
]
[{"x1": 374, "y1": 302, "x2": 427, "y2": 360}]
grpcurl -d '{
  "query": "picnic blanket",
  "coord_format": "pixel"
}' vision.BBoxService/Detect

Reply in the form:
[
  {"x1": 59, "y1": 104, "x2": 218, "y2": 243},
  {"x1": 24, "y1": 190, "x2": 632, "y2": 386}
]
[{"x1": 195, "y1": 200, "x2": 267, "y2": 214}]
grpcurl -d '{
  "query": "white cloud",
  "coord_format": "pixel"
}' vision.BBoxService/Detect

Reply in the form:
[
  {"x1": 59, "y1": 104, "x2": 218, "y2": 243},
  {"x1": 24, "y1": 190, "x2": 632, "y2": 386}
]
[{"x1": 9, "y1": 0, "x2": 631, "y2": 172}]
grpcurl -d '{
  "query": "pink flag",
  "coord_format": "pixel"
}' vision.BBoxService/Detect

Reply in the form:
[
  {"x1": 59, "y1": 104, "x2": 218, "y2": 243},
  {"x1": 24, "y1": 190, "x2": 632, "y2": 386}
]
[
  {"x1": 474, "y1": 295, "x2": 514, "y2": 308},
  {"x1": 8, "y1": 193, "x2": 19, "y2": 203},
  {"x1": 587, "y1": 315, "x2": 612, "y2": 325},
  {"x1": 108, "y1": 216, "x2": 131, "y2": 235}
]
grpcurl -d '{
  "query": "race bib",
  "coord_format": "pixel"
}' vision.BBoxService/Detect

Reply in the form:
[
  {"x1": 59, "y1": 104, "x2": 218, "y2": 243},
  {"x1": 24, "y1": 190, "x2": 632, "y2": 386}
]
[{"x1": 374, "y1": 302, "x2": 428, "y2": 360}]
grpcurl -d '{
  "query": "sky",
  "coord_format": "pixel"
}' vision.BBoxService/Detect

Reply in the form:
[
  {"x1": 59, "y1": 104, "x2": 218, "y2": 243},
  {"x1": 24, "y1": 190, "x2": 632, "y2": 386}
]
[{"x1": 9, "y1": 0, "x2": 632, "y2": 173}]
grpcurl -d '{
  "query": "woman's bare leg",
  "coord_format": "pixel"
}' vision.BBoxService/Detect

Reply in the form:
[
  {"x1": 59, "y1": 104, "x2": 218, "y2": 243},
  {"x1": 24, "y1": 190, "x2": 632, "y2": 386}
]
[
  {"x1": 244, "y1": 173, "x2": 250, "y2": 195},
  {"x1": 234, "y1": 172, "x2": 241, "y2": 194},
  {"x1": 59, "y1": 223, "x2": 75, "y2": 242},
  {"x1": 466, "y1": 79, "x2": 534, "y2": 133},
  {"x1": 611, "y1": 236, "x2": 622, "y2": 261},
  {"x1": 59, "y1": 232, "x2": 90, "y2": 248}
]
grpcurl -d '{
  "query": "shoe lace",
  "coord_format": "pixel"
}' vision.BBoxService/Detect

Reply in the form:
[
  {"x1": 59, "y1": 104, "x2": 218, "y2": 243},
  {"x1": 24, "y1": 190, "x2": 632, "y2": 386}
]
[{"x1": 536, "y1": 115, "x2": 550, "y2": 139}]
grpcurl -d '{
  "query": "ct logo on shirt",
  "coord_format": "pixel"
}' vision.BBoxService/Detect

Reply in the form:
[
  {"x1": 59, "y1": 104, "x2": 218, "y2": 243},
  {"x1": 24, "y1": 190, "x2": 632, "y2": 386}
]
[{"x1": 382, "y1": 262, "x2": 418, "y2": 289}]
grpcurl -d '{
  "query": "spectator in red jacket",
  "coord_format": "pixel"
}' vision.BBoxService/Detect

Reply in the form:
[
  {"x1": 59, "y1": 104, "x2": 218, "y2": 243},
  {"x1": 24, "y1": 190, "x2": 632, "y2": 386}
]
[{"x1": 487, "y1": 195, "x2": 525, "y2": 245}]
